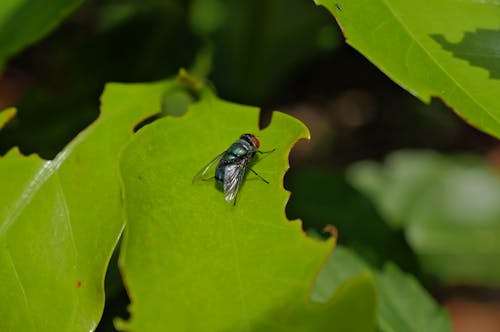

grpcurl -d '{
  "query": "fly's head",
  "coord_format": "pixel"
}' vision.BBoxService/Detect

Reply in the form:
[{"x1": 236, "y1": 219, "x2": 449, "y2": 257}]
[{"x1": 240, "y1": 133, "x2": 260, "y2": 149}]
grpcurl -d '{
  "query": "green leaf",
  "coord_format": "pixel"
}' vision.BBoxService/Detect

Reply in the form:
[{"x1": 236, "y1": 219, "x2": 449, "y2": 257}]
[
  {"x1": 347, "y1": 151, "x2": 446, "y2": 228},
  {"x1": 117, "y1": 90, "x2": 374, "y2": 331},
  {"x1": 0, "y1": 107, "x2": 15, "y2": 128},
  {"x1": 376, "y1": 264, "x2": 451, "y2": 332},
  {"x1": 0, "y1": 0, "x2": 84, "y2": 70},
  {"x1": 313, "y1": 246, "x2": 452, "y2": 332},
  {"x1": 0, "y1": 80, "x2": 168, "y2": 331},
  {"x1": 311, "y1": 246, "x2": 370, "y2": 303},
  {"x1": 316, "y1": 0, "x2": 500, "y2": 138},
  {"x1": 274, "y1": 273, "x2": 376, "y2": 332},
  {"x1": 348, "y1": 150, "x2": 500, "y2": 286}
]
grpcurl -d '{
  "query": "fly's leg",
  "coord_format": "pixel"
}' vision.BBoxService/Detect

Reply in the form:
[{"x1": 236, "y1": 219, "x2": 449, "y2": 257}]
[
  {"x1": 257, "y1": 148, "x2": 276, "y2": 154},
  {"x1": 256, "y1": 148, "x2": 275, "y2": 162},
  {"x1": 250, "y1": 148, "x2": 274, "y2": 183},
  {"x1": 247, "y1": 168, "x2": 270, "y2": 184}
]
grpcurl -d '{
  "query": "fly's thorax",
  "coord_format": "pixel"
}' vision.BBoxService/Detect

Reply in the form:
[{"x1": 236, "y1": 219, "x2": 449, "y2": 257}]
[
  {"x1": 226, "y1": 140, "x2": 255, "y2": 159},
  {"x1": 215, "y1": 139, "x2": 256, "y2": 187}
]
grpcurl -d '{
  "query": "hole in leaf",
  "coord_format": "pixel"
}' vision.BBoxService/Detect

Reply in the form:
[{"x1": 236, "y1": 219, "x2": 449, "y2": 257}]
[
  {"x1": 133, "y1": 113, "x2": 161, "y2": 132},
  {"x1": 259, "y1": 107, "x2": 272, "y2": 130}
]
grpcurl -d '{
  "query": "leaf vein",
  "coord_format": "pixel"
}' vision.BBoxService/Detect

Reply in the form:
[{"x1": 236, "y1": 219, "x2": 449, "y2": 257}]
[
  {"x1": 0, "y1": 148, "x2": 73, "y2": 237},
  {"x1": 5, "y1": 246, "x2": 38, "y2": 331},
  {"x1": 54, "y1": 173, "x2": 78, "y2": 260},
  {"x1": 228, "y1": 217, "x2": 250, "y2": 331}
]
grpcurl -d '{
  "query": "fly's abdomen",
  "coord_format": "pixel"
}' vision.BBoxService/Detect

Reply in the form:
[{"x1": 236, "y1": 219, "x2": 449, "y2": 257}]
[{"x1": 215, "y1": 165, "x2": 225, "y2": 182}]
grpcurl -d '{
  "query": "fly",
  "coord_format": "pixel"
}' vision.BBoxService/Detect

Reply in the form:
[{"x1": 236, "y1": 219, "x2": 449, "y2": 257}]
[{"x1": 193, "y1": 133, "x2": 274, "y2": 204}]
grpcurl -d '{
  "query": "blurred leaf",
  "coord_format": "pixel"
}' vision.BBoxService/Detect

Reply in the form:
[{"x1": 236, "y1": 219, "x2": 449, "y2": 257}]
[
  {"x1": 347, "y1": 151, "x2": 446, "y2": 228},
  {"x1": 189, "y1": 0, "x2": 227, "y2": 36},
  {"x1": 348, "y1": 150, "x2": 500, "y2": 286},
  {"x1": 117, "y1": 90, "x2": 375, "y2": 331},
  {"x1": 0, "y1": 107, "x2": 15, "y2": 128},
  {"x1": 0, "y1": 79, "x2": 171, "y2": 331},
  {"x1": 311, "y1": 245, "x2": 369, "y2": 303},
  {"x1": 207, "y1": 0, "x2": 341, "y2": 103},
  {"x1": 0, "y1": 0, "x2": 197, "y2": 159},
  {"x1": 376, "y1": 264, "x2": 451, "y2": 332},
  {"x1": 313, "y1": 246, "x2": 452, "y2": 332},
  {"x1": 0, "y1": 0, "x2": 84, "y2": 70},
  {"x1": 160, "y1": 88, "x2": 193, "y2": 117},
  {"x1": 270, "y1": 273, "x2": 376, "y2": 332},
  {"x1": 316, "y1": 0, "x2": 500, "y2": 138}
]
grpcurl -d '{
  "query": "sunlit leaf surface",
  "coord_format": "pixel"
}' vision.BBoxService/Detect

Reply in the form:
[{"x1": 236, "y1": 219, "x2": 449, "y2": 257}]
[
  {"x1": 316, "y1": 0, "x2": 500, "y2": 138},
  {"x1": 118, "y1": 91, "x2": 376, "y2": 331},
  {"x1": 0, "y1": 80, "x2": 168, "y2": 331}
]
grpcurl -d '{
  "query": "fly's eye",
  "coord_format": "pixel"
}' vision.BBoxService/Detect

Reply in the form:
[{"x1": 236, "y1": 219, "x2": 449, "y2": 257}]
[
  {"x1": 251, "y1": 136, "x2": 260, "y2": 148},
  {"x1": 240, "y1": 133, "x2": 259, "y2": 148}
]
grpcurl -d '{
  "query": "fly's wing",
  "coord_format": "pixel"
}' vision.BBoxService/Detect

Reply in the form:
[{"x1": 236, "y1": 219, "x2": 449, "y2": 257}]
[
  {"x1": 223, "y1": 159, "x2": 249, "y2": 203},
  {"x1": 192, "y1": 152, "x2": 225, "y2": 183}
]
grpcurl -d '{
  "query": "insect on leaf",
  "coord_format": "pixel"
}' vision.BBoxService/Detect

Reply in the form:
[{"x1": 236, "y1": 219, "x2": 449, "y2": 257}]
[{"x1": 117, "y1": 90, "x2": 376, "y2": 331}]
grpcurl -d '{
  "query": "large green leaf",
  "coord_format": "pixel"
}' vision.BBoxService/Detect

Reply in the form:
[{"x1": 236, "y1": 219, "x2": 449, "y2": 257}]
[
  {"x1": 316, "y1": 0, "x2": 500, "y2": 138},
  {"x1": 117, "y1": 91, "x2": 376, "y2": 331},
  {"x1": 0, "y1": 0, "x2": 84, "y2": 70},
  {"x1": 313, "y1": 246, "x2": 452, "y2": 332},
  {"x1": 348, "y1": 150, "x2": 500, "y2": 286},
  {"x1": 0, "y1": 80, "x2": 170, "y2": 331}
]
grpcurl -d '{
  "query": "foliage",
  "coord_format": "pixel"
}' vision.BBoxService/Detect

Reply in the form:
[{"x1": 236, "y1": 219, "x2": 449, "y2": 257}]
[
  {"x1": 2, "y1": 0, "x2": 498, "y2": 331},
  {"x1": 313, "y1": 246, "x2": 452, "y2": 332},
  {"x1": 348, "y1": 150, "x2": 500, "y2": 286},
  {"x1": 0, "y1": 80, "x2": 168, "y2": 331},
  {"x1": 316, "y1": 0, "x2": 500, "y2": 138},
  {"x1": 0, "y1": 0, "x2": 84, "y2": 70},
  {"x1": 0, "y1": 77, "x2": 377, "y2": 331},
  {"x1": 197, "y1": 0, "x2": 341, "y2": 104},
  {"x1": 0, "y1": 0, "x2": 339, "y2": 158},
  {"x1": 116, "y1": 83, "x2": 377, "y2": 331}
]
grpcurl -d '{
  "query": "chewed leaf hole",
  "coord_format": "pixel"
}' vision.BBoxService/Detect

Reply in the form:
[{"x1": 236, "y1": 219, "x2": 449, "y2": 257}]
[{"x1": 133, "y1": 113, "x2": 161, "y2": 133}]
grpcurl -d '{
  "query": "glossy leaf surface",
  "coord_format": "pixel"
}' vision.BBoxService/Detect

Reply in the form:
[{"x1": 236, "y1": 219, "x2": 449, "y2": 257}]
[
  {"x1": 316, "y1": 0, "x2": 500, "y2": 138},
  {"x1": 118, "y1": 91, "x2": 376, "y2": 331},
  {"x1": 0, "y1": 80, "x2": 168, "y2": 331}
]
